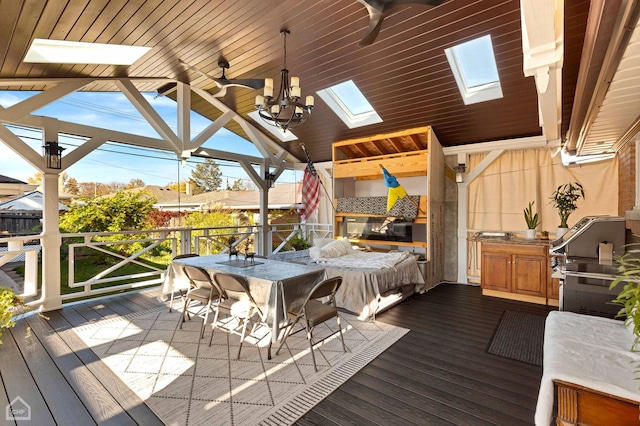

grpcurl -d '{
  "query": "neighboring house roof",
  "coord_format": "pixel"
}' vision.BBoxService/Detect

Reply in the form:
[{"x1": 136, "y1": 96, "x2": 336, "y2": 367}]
[
  {"x1": 104, "y1": 183, "x2": 303, "y2": 212},
  {"x1": 0, "y1": 191, "x2": 68, "y2": 211},
  {"x1": 0, "y1": 175, "x2": 27, "y2": 184},
  {"x1": 0, "y1": 175, "x2": 38, "y2": 200},
  {"x1": 187, "y1": 183, "x2": 302, "y2": 211}
]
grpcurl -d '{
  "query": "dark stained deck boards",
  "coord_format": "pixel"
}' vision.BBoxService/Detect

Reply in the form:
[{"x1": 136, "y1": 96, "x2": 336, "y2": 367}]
[
  {"x1": 300, "y1": 283, "x2": 554, "y2": 425},
  {"x1": 0, "y1": 284, "x2": 554, "y2": 426}
]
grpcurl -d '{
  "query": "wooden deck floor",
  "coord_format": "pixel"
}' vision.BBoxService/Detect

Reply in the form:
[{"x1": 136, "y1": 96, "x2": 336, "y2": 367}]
[{"x1": 0, "y1": 283, "x2": 553, "y2": 425}]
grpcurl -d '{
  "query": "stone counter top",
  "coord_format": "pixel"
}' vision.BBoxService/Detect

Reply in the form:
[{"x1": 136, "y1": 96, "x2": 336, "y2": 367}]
[{"x1": 471, "y1": 236, "x2": 551, "y2": 245}]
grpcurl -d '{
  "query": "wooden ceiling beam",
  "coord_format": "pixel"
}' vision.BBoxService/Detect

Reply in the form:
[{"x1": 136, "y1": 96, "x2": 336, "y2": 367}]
[
  {"x1": 353, "y1": 143, "x2": 373, "y2": 157},
  {"x1": 372, "y1": 140, "x2": 389, "y2": 155},
  {"x1": 409, "y1": 134, "x2": 424, "y2": 150},
  {"x1": 337, "y1": 146, "x2": 357, "y2": 159},
  {"x1": 388, "y1": 137, "x2": 405, "y2": 153}
]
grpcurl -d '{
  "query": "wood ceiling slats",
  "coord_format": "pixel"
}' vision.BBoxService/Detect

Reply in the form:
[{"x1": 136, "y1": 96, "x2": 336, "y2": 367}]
[{"x1": 0, "y1": 0, "x2": 589, "y2": 164}]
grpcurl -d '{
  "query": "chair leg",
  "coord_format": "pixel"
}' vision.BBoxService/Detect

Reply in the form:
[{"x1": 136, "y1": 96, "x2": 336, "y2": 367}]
[
  {"x1": 275, "y1": 316, "x2": 301, "y2": 356},
  {"x1": 305, "y1": 322, "x2": 318, "y2": 372},
  {"x1": 236, "y1": 316, "x2": 248, "y2": 359},
  {"x1": 178, "y1": 296, "x2": 190, "y2": 329},
  {"x1": 336, "y1": 314, "x2": 347, "y2": 352},
  {"x1": 200, "y1": 302, "x2": 212, "y2": 339},
  {"x1": 208, "y1": 308, "x2": 222, "y2": 346}
]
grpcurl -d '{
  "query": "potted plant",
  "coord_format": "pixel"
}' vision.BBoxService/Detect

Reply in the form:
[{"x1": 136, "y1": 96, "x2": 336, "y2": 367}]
[
  {"x1": 549, "y1": 182, "x2": 585, "y2": 237},
  {"x1": 523, "y1": 200, "x2": 539, "y2": 239},
  {"x1": 610, "y1": 245, "x2": 640, "y2": 352},
  {"x1": 0, "y1": 287, "x2": 30, "y2": 345},
  {"x1": 288, "y1": 233, "x2": 311, "y2": 251}
]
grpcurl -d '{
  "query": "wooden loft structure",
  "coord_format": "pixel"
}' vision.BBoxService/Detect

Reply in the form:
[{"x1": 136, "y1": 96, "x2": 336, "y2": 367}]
[{"x1": 332, "y1": 126, "x2": 445, "y2": 287}]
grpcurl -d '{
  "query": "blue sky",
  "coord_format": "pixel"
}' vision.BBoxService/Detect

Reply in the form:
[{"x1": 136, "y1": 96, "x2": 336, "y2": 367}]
[{"x1": 0, "y1": 91, "x2": 301, "y2": 187}]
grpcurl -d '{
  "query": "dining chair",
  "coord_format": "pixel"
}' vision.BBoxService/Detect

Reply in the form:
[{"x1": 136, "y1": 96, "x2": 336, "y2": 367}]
[
  {"x1": 275, "y1": 276, "x2": 347, "y2": 371},
  {"x1": 180, "y1": 265, "x2": 221, "y2": 339},
  {"x1": 209, "y1": 272, "x2": 268, "y2": 359},
  {"x1": 168, "y1": 253, "x2": 200, "y2": 312}
]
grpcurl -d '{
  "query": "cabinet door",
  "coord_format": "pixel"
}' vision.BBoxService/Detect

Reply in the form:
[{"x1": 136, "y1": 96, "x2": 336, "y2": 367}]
[
  {"x1": 512, "y1": 255, "x2": 546, "y2": 297},
  {"x1": 481, "y1": 252, "x2": 511, "y2": 292}
]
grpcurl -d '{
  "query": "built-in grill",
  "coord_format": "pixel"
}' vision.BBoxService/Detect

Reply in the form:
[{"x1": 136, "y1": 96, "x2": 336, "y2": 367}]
[{"x1": 549, "y1": 216, "x2": 627, "y2": 318}]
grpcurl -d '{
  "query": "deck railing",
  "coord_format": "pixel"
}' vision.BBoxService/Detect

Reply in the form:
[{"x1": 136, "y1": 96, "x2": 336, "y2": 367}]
[{"x1": 0, "y1": 223, "x2": 332, "y2": 305}]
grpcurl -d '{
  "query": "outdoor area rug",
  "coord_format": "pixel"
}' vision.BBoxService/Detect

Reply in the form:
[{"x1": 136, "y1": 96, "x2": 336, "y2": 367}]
[
  {"x1": 72, "y1": 304, "x2": 408, "y2": 425},
  {"x1": 487, "y1": 310, "x2": 547, "y2": 366}
]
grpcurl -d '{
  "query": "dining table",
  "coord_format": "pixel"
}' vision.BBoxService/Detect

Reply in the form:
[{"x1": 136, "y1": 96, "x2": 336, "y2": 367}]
[{"x1": 162, "y1": 253, "x2": 327, "y2": 357}]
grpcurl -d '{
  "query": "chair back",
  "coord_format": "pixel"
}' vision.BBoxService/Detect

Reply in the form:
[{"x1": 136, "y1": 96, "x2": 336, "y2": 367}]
[
  {"x1": 182, "y1": 265, "x2": 216, "y2": 295},
  {"x1": 173, "y1": 253, "x2": 199, "y2": 260},
  {"x1": 305, "y1": 276, "x2": 343, "y2": 307},
  {"x1": 213, "y1": 273, "x2": 261, "y2": 313}
]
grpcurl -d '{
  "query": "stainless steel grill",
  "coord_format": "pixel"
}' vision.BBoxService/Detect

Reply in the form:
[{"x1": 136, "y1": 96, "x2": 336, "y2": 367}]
[{"x1": 549, "y1": 216, "x2": 627, "y2": 318}]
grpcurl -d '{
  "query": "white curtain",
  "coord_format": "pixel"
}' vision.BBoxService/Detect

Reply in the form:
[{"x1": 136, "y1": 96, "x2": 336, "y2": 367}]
[{"x1": 467, "y1": 147, "x2": 618, "y2": 233}]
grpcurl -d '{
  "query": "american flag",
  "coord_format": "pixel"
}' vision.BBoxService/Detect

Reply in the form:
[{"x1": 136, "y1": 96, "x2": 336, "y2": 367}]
[{"x1": 300, "y1": 156, "x2": 320, "y2": 220}]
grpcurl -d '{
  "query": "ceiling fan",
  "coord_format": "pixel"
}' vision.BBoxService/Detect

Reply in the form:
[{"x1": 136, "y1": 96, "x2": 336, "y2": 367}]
[
  {"x1": 178, "y1": 58, "x2": 265, "y2": 97},
  {"x1": 356, "y1": 0, "x2": 448, "y2": 47}
]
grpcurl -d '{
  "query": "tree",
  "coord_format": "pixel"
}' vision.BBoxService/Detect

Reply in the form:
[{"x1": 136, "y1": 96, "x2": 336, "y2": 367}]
[
  {"x1": 127, "y1": 178, "x2": 145, "y2": 189},
  {"x1": 167, "y1": 181, "x2": 187, "y2": 193},
  {"x1": 59, "y1": 190, "x2": 156, "y2": 233},
  {"x1": 27, "y1": 172, "x2": 42, "y2": 185},
  {"x1": 65, "y1": 177, "x2": 80, "y2": 195},
  {"x1": 190, "y1": 159, "x2": 222, "y2": 194},
  {"x1": 225, "y1": 178, "x2": 246, "y2": 191}
]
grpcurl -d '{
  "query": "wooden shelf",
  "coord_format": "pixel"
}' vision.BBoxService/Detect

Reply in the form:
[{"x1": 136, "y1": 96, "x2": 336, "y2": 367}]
[{"x1": 347, "y1": 238, "x2": 427, "y2": 248}]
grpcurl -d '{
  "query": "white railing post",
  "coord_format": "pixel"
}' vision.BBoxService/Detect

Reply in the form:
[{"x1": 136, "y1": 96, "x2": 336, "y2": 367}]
[{"x1": 23, "y1": 249, "x2": 38, "y2": 297}]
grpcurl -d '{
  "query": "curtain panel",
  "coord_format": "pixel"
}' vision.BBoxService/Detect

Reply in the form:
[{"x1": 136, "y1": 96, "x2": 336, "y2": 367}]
[{"x1": 467, "y1": 147, "x2": 618, "y2": 235}]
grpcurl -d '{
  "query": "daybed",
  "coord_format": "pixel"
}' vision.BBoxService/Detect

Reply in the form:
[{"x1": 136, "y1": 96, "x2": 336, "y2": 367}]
[
  {"x1": 268, "y1": 238, "x2": 429, "y2": 319},
  {"x1": 535, "y1": 311, "x2": 640, "y2": 426}
]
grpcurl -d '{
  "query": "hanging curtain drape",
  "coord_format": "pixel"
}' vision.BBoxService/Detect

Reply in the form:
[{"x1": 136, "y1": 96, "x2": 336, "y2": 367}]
[{"x1": 467, "y1": 147, "x2": 618, "y2": 234}]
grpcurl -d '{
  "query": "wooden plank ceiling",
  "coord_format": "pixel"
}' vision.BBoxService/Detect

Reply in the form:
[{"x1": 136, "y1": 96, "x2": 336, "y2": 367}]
[{"x1": 0, "y1": 0, "x2": 591, "y2": 163}]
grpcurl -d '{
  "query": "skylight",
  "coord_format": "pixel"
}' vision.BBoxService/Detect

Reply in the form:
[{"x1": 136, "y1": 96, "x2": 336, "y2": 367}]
[
  {"x1": 444, "y1": 35, "x2": 503, "y2": 105},
  {"x1": 247, "y1": 111, "x2": 298, "y2": 142},
  {"x1": 317, "y1": 80, "x2": 382, "y2": 129},
  {"x1": 24, "y1": 39, "x2": 151, "y2": 65}
]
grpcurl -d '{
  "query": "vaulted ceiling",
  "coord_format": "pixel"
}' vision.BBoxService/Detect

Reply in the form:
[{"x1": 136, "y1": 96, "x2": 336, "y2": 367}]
[{"x1": 0, "y1": 0, "x2": 636, "y2": 164}]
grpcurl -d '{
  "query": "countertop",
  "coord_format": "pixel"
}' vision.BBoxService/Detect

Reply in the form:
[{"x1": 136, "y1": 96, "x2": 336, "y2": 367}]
[{"x1": 471, "y1": 236, "x2": 552, "y2": 246}]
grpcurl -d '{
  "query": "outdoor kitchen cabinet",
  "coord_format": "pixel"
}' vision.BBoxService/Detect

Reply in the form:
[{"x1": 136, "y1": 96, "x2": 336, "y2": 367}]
[{"x1": 481, "y1": 241, "x2": 550, "y2": 305}]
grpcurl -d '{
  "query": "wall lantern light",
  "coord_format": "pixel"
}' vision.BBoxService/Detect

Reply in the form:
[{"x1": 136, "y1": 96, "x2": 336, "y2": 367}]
[
  {"x1": 43, "y1": 141, "x2": 65, "y2": 170},
  {"x1": 454, "y1": 164, "x2": 466, "y2": 183},
  {"x1": 265, "y1": 171, "x2": 276, "y2": 188}
]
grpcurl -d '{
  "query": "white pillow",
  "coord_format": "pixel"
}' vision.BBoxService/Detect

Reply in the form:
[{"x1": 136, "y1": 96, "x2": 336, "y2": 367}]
[
  {"x1": 313, "y1": 238, "x2": 335, "y2": 249},
  {"x1": 319, "y1": 239, "x2": 348, "y2": 258},
  {"x1": 309, "y1": 246, "x2": 321, "y2": 260},
  {"x1": 338, "y1": 237, "x2": 353, "y2": 252}
]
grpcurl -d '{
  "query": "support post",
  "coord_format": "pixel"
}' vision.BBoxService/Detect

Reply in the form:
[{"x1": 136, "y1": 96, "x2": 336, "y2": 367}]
[{"x1": 41, "y1": 172, "x2": 62, "y2": 311}]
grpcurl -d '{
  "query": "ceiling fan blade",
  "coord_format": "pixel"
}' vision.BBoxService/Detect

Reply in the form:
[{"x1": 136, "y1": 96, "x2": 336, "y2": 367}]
[
  {"x1": 356, "y1": 0, "x2": 448, "y2": 47},
  {"x1": 358, "y1": 11, "x2": 386, "y2": 47},
  {"x1": 212, "y1": 77, "x2": 265, "y2": 90},
  {"x1": 179, "y1": 59, "x2": 223, "y2": 88},
  {"x1": 180, "y1": 58, "x2": 264, "y2": 90}
]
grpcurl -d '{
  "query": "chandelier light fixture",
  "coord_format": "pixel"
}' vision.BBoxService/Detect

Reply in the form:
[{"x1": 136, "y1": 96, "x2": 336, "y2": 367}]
[{"x1": 255, "y1": 29, "x2": 314, "y2": 133}]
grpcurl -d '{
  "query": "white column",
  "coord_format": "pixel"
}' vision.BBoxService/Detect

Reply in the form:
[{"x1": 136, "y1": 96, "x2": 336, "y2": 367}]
[
  {"x1": 41, "y1": 172, "x2": 62, "y2": 311},
  {"x1": 259, "y1": 179, "x2": 270, "y2": 257},
  {"x1": 456, "y1": 183, "x2": 469, "y2": 283}
]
